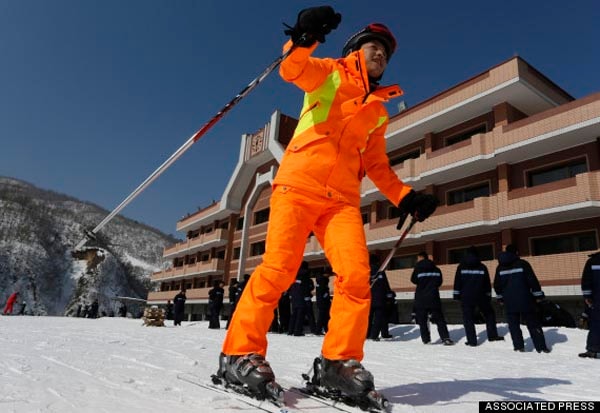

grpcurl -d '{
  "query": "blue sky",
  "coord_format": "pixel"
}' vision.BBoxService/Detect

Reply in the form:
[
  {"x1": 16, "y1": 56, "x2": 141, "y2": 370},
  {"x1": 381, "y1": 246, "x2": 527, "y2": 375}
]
[{"x1": 1, "y1": 0, "x2": 598, "y2": 237}]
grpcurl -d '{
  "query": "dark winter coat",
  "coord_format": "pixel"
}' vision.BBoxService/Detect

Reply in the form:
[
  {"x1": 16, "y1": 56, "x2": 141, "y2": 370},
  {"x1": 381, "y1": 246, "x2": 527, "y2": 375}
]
[
  {"x1": 234, "y1": 280, "x2": 248, "y2": 303},
  {"x1": 493, "y1": 251, "x2": 544, "y2": 312},
  {"x1": 304, "y1": 277, "x2": 315, "y2": 305},
  {"x1": 582, "y1": 251, "x2": 600, "y2": 305},
  {"x1": 453, "y1": 252, "x2": 492, "y2": 305},
  {"x1": 370, "y1": 270, "x2": 392, "y2": 308},
  {"x1": 228, "y1": 283, "x2": 238, "y2": 304},
  {"x1": 209, "y1": 286, "x2": 224, "y2": 307},
  {"x1": 173, "y1": 292, "x2": 186, "y2": 314},
  {"x1": 290, "y1": 272, "x2": 310, "y2": 309},
  {"x1": 315, "y1": 277, "x2": 331, "y2": 308},
  {"x1": 209, "y1": 286, "x2": 224, "y2": 320},
  {"x1": 411, "y1": 258, "x2": 443, "y2": 309}
]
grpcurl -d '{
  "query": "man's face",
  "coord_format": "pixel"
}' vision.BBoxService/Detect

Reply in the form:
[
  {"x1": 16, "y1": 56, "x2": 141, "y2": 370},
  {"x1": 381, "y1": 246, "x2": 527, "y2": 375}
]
[{"x1": 360, "y1": 40, "x2": 388, "y2": 79}]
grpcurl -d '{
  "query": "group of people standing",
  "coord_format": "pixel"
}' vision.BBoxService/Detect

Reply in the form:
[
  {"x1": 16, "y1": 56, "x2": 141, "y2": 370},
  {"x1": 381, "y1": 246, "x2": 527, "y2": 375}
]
[
  {"x1": 205, "y1": 241, "x2": 598, "y2": 361},
  {"x1": 408, "y1": 243, "x2": 600, "y2": 360},
  {"x1": 214, "y1": 267, "x2": 332, "y2": 337},
  {"x1": 409, "y1": 245, "x2": 547, "y2": 352}
]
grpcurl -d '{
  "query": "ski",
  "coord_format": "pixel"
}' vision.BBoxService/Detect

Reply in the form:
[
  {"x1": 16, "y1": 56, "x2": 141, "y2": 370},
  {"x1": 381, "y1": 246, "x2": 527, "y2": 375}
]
[
  {"x1": 177, "y1": 373, "x2": 286, "y2": 413},
  {"x1": 178, "y1": 372, "x2": 361, "y2": 412},
  {"x1": 297, "y1": 379, "x2": 391, "y2": 413},
  {"x1": 286, "y1": 386, "x2": 360, "y2": 413}
]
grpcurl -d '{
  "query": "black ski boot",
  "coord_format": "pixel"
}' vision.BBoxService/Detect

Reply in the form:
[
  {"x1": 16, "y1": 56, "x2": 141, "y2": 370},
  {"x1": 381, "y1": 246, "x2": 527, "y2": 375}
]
[
  {"x1": 320, "y1": 357, "x2": 374, "y2": 396},
  {"x1": 302, "y1": 356, "x2": 390, "y2": 411},
  {"x1": 213, "y1": 353, "x2": 283, "y2": 404},
  {"x1": 578, "y1": 350, "x2": 599, "y2": 359}
]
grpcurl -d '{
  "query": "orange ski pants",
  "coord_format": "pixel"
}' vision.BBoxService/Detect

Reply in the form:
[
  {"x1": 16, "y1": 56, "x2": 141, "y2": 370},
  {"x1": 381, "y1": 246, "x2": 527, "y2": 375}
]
[{"x1": 222, "y1": 185, "x2": 371, "y2": 361}]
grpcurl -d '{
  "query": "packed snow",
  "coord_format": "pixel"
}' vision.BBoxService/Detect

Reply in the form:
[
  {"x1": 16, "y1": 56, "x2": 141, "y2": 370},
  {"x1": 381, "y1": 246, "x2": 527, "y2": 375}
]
[{"x1": 0, "y1": 316, "x2": 596, "y2": 413}]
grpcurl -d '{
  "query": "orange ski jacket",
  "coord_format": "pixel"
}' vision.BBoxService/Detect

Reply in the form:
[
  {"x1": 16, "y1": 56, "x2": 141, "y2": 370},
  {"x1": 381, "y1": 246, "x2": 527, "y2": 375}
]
[{"x1": 274, "y1": 40, "x2": 412, "y2": 206}]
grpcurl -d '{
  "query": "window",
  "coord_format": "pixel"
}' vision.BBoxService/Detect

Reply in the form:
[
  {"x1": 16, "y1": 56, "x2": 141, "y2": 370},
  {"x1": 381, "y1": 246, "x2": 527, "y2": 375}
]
[
  {"x1": 445, "y1": 125, "x2": 487, "y2": 147},
  {"x1": 251, "y1": 241, "x2": 266, "y2": 256},
  {"x1": 448, "y1": 245, "x2": 494, "y2": 264},
  {"x1": 388, "y1": 254, "x2": 418, "y2": 270},
  {"x1": 390, "y1": 149, "x2": 420, "y2": 167},
  {"x1": 199, "y1": 253, "x2": 210, "y2": 262},
  {"x1": 527, "y1": 158, "x2": 587, "y2": 187},
  {"x1": 361, "y1": 211, "x2": 370, "y2": 225},
  {"x1": 254, "y1": 208, "x2": 270, "y2": 225},
  {"x1": 216, "y1": 249, "x2": 225, "y2": 259},
  {"x1": 233, "y1": 247, "x2": 241, "y2": 260},
  {"x1": 218, "y1": 220, "x2": 229, "y2": 230},
  {"x1": 236, "y1": 216, "x2": 244, "y2": 231},
  {"x1": 388, "y1": 205, "x2": 402, "y2": 219},
  {"x1": 447, "y1": 182, "x2": 490, "y2": 206},
  {"x1": 531, "y1": 231, "x2": 597, "y2": 256}
]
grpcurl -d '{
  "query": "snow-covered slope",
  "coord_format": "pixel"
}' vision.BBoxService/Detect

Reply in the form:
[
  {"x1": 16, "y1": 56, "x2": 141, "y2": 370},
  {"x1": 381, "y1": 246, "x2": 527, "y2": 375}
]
[
  {"x1": 0, "y1": 176, "x2": 178, "y2": 316},
  {"x1": 0, "y1": 316, "x2": 595, "y2": 413}
]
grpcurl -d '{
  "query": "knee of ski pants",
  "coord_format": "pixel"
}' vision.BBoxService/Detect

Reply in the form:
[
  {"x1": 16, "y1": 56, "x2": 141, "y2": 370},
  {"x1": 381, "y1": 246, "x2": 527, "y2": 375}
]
[{"x1": 332, "y1": 265, "x2": 371, "y2": 301}]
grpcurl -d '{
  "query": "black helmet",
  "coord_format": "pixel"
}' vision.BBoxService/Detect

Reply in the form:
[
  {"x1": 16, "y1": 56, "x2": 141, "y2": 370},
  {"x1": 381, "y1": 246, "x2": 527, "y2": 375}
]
[{"x1": 342, "y1": 23, "x2": 397, "y2": 61}]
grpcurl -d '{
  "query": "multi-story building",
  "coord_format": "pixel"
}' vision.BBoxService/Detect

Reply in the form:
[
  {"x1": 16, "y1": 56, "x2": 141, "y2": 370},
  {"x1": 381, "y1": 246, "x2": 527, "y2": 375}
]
[{"x1": 147, "y1": 56, "x2": 600, "y2": 322}]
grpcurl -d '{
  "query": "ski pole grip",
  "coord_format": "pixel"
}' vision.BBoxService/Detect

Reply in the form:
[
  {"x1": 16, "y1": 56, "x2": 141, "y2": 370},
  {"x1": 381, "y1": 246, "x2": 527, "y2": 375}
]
[{"x1": 396, "y1": 212, "x2": 409, "y2": 230}]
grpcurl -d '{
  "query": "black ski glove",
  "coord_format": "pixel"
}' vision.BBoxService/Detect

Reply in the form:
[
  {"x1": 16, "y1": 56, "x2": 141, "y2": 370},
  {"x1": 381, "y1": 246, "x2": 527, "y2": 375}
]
[
  {"x1": 398, "y1": 190, "x2": 439, "y2": 222},
  {"x1": 284, "y1": 6, "x2": 342, "y2": 47}
]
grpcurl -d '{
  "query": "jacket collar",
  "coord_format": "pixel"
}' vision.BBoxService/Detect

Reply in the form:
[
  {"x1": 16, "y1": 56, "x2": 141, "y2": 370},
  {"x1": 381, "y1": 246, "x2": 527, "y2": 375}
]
[{"x1": 345, "y1": 49, "x2": 403, "y2": 102}]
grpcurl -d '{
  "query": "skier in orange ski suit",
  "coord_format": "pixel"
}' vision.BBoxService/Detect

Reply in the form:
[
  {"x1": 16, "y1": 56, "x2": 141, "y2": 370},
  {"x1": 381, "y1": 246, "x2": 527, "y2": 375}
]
[{"x1": 218, "y1": 6, "x2": 438, "y2": 396}]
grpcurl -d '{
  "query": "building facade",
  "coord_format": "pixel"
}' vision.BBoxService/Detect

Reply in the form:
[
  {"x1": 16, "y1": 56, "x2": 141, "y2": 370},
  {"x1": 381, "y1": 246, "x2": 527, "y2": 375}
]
[{"x1": 147, "y1": 57, "x2": 600, "y2": 322}]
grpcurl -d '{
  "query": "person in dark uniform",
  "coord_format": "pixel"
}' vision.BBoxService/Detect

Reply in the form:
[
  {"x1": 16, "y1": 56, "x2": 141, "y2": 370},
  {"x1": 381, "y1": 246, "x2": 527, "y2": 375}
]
[
  {"x1": 165, "y1": 300, "x2": 174, "y2": 320},
  {"x1": 368, "y1": 254, "x2": 393, "y2": 341},
  {"x1": 304, "y1": 273, "x2": 318, "y2": 335},
  {"x1": 315, "y1": 273, "x2": 332, "y2": 335},
  {"x1": 579, "y1": 251, "x2": 600, "y2": 359},
  {"x1": 227, "y1": 275, "x2": 250, "y2": 329},
  {"x1": 494, "y1": 244, "x2": 549, "y2": 353},
  {"x1": 411, "y1": 252, "x2": 454, "y2": 345},
  {"x1": 226, "y1": 280, "x2": 239, "y2": 327},
  {"x1": 118, "y1": 303, "x2": 127, "y2": 318},
  {"x1": 208, "y1": 280, "x2": 225, "y2": 329},
  {"x1": 173, "y1": 288, "x2": 187, "y2": 326},
  {"x1": 19, "y1": 301, "x2": 27, "y2": 316},
  {"x1": 385, "y1": 289, "x2": 398, "y2": 326},
  {"x1": 453, "y1": 246, "x2": 504, "y2": 346},
  {"x1": 289, "y1": 262, "x2": 309, "y2": 336},
  {"x1": 278, "y1": 290, "x2": 291, "y2": 334},
  {"x1": 89, "y1": 299, "x2": 99, "y2": 319}
]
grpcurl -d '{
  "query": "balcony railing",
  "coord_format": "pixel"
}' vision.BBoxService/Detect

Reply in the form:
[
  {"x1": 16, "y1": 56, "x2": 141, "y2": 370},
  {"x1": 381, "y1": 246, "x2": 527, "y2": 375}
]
[
  {"x1": 176, "y1": 202, "x2": 221, "y2": 231},
  {"x1": 163, "y1": 228, "x2": 228, "y2": 258},
  {"x1": 364, "y1": 171, "x2": 600, "y2": 244},
  {"x1": 362, "y1": 92, "x2": 600, "y2": 195},
  {"x1": 150, "y1": 258, "x2": 225, "y2": 282},
  {"x1": 147, "y1": 287, "x2": 213, "y2": 302}
]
